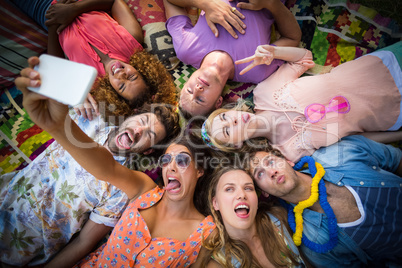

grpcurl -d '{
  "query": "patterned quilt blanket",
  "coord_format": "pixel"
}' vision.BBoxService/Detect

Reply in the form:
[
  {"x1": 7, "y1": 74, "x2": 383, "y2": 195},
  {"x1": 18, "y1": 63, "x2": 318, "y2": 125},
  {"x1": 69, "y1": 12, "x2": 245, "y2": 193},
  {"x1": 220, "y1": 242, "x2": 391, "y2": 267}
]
[
  {"x1": 287, "y1": 0, "x2": 401, "y2": 74},
  {"x1": 1, "y1": 0, "x2": 401, "y2": 174},
  {"x1": 0, "y1": 0, "x2": 50, "y2": 175}
]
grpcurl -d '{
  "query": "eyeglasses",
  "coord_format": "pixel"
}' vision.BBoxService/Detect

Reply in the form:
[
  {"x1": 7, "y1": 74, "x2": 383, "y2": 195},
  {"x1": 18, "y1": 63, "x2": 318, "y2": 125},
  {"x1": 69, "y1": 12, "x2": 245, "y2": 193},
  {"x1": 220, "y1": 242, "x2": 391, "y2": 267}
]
[
  {"x1": 159, "y1": 153, "x2": 192, "y2": 169},
  {"x1": 304, "y1": 95, "x2": 350, "y2": 123}
]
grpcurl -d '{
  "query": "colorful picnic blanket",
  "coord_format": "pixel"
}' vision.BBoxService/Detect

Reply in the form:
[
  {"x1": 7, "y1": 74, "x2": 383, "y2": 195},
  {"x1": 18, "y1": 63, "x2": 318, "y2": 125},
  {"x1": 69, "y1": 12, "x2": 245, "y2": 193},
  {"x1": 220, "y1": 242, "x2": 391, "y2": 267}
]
[
  {"x1": 0, "y1": 0, "x2": 50, "y2": 174},
  {"x1": 287, "y1": 0, "x2": 401, "y2": 74}
]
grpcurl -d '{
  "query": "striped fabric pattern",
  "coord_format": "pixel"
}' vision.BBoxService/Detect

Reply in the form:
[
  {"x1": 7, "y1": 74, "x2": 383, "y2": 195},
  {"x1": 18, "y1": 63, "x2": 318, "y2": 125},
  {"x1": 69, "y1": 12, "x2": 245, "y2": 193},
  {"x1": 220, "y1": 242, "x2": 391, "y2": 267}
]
[
  {"x1": 0, "y1": 0, "x2": 48, "y2": 174},
  {"x1": 0, "y1": 0, "x2": 47, "y2": 89},
  {"x1": 342, "y1": 186, "x2": 402, "y2": 262}
]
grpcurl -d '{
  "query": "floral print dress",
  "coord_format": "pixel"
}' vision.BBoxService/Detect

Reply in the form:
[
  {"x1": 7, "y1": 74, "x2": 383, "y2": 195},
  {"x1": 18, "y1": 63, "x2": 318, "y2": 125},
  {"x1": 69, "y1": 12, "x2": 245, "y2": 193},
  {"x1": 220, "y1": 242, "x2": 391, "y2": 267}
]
[{"x1": 75, "y1": 187, "x2": 215, "y2": 268}]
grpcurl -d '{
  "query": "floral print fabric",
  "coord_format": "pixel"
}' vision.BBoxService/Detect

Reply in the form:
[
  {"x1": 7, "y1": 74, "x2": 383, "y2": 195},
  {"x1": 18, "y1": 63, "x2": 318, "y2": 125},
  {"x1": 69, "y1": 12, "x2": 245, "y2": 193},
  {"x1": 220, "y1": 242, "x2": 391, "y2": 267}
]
[
  {"x1": 76, "y1": 187, "x2": 215, "y2": 268},
  {"x1": 0, "y1": 112, "x2": 129, "y2": 266}
]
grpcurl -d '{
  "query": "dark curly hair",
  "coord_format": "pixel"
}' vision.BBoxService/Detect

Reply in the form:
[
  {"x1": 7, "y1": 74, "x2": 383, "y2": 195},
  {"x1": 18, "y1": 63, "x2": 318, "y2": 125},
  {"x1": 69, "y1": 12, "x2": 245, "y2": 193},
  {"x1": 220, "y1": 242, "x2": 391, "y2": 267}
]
[
  {"x1": 92, "y1": 50, "x2": 178, "y2": 122},
  {"x1": 245, "y1": 138, "x2": 285, "y2": 161}
]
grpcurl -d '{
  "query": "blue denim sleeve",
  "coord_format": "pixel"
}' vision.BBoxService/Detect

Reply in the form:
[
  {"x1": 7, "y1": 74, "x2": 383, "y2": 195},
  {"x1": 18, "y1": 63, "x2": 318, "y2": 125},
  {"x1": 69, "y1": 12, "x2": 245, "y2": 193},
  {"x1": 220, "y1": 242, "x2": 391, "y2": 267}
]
[
  {"x1": 340, "y1": 135, "x2": 402, "y2": 174},
  {"x1": 313, "y1": 135, "x2": 402, "y2": 175}
]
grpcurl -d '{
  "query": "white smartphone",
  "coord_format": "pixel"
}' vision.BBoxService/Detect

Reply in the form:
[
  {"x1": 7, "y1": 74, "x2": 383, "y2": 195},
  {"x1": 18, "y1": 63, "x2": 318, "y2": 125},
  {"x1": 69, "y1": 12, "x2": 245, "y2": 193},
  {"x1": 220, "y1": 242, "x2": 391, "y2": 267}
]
[{"x1": 27, "y1": 54, "x2": 98, "y2": 106}]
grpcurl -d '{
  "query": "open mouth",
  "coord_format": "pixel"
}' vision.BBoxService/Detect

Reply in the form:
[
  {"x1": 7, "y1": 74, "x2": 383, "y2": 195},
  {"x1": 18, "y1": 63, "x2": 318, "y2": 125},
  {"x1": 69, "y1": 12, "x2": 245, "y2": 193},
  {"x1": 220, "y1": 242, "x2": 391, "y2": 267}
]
[
  {"x1": 111, "y1": 61, "x2": 123, "y2": 75},
  {"x1": 165, "y1": 177, "x2": 182, "y2": 193},
  {"x1": 234, "y1": 204, "x2": 250, "y2": 218},
  {"x1": 116, "y1": 131, "x2": 134, "y2": 149}
]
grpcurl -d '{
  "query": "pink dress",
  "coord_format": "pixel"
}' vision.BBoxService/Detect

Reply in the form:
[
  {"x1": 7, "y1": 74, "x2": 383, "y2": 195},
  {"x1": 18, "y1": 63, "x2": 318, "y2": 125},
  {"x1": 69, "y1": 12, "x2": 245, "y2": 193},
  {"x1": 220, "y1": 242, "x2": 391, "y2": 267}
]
[
  {"x1": 253, "y1": 49, "x2": 401, "y2": 162},
  {"x1": 75, "y1": 187, "x2": 215, "y2": 267},
  {"x1": 56, "y1": 8, "x2": 143, "y2": 77}
]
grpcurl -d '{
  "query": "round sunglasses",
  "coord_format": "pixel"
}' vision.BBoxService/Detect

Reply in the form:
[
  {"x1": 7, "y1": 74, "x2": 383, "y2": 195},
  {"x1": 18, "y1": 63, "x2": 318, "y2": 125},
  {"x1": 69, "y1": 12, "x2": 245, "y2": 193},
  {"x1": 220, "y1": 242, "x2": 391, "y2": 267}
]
[{"x1": 159, "y1": 153, "x2": 192, "y2": 169}]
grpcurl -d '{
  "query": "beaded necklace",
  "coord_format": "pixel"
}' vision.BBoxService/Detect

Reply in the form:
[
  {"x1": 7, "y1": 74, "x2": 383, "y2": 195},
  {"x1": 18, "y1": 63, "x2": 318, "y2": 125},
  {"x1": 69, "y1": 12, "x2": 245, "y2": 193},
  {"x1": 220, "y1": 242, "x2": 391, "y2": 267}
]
[{"x1": 287, "y1": 156, "x2": 338, "y2": 253}]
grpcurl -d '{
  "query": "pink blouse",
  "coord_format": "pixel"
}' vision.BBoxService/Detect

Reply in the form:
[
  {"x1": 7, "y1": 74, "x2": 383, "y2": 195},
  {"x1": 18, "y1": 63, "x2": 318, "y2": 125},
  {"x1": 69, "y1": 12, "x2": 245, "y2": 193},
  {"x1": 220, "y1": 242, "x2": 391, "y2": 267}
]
[
  {"x1": 253, "y1": 49, "x2": 401, "y2": 162},
  {"x1": 58, "y1": 10, "x2": 143, "y2": 77}
]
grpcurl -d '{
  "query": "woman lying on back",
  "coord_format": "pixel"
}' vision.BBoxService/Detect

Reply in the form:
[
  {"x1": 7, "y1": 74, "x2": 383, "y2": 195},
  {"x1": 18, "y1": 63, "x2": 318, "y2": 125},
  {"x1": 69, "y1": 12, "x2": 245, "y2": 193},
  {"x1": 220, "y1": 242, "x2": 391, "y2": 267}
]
[
  {"x1": 202, "y1": 166, "x2": 305, "y2": 267},
  {"x1": 202, "y1": 42, "x2": 402, "y2": 162},
  {"x1": 14, "y1": 0, "x2": 177, "y2": 120}
]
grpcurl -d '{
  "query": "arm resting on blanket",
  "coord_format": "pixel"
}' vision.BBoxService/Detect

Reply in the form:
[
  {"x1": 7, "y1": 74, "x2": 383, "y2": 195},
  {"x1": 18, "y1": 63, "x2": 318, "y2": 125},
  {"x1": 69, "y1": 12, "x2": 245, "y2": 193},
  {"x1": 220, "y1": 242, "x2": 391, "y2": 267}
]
[
  {"x1": 111, "y1": 0, "x2": 143, "y2": 44},
  {"x1": 45, "y1": 220, "x2": 112, "y2": 268}
]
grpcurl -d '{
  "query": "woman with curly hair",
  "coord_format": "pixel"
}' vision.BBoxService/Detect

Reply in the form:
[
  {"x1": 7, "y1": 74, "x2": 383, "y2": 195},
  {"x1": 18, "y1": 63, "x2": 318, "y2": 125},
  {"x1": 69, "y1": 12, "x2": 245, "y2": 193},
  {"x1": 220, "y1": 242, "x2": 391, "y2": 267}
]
[
  {"x1": 92, "y1": 50, "x2": 177, "y2": 121},
  {"x1": 201, "y1": 166, "x2": 304, "y2": 267},
  {"x1": 41, "y1": 0, "x2": 176, "y2": 120}
]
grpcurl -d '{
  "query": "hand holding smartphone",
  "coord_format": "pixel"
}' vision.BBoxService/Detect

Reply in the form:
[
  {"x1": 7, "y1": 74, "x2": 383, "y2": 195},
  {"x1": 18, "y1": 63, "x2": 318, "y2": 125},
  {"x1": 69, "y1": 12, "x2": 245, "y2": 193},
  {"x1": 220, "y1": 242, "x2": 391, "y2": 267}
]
[{"x1": 27, "y1": 54, "x2": 98, "y2": 106}]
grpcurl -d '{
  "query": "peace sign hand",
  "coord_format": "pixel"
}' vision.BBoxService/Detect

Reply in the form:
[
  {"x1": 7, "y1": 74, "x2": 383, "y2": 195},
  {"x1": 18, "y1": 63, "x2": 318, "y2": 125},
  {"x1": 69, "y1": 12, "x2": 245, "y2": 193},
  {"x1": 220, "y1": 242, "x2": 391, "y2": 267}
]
[{"x1": 236, "y1": 45, "x2": 275, "y2": 75}]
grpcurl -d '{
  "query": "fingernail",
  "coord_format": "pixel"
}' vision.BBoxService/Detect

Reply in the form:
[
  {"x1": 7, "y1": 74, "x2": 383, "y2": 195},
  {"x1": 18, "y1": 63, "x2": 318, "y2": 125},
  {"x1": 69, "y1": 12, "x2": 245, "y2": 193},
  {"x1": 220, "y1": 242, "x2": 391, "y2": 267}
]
[
  {"x1": 30, "y1": 80, "x2": 40, "y2": 87},
  {"x1": 234, "y1": 35, "x2": 238, "y2": 39},
  {"x1": 241, "y1": 30, "x2": 245, "y2": 34},
  {"x1": 29, "y1": 71, "x2": 38, "y2": 79}
]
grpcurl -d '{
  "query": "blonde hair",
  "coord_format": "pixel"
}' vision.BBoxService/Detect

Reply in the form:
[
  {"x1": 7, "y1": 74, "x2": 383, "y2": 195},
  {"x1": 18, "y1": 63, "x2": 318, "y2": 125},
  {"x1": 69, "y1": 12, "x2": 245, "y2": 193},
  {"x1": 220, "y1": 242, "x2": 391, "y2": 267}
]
[
  {"x1": 204, "y1": 99, "x2": 268, "y2": 153},
  {"x1": 201, "y1": 167, "x2": 300, "y2": 267}
]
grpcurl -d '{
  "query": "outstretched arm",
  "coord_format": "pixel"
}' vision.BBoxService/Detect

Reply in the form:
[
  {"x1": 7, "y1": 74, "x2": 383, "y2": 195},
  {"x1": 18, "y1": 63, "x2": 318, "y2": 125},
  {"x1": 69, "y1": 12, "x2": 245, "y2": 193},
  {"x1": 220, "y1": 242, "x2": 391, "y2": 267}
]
[
  {"x1": 15, "y1": 57, "x2": 156, "y2": 199},
  {"x1": 166, "y1": 0, "x2": 246, "y2": 39},
  {"x1": 45, "y1": 220, "x2": 112, "y2": 268},
  {"x1": 236, "y1": 0, "x2": 301, "y2": 47}
]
